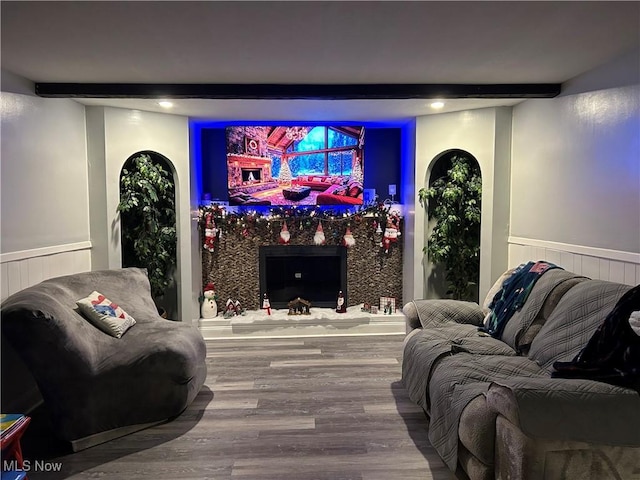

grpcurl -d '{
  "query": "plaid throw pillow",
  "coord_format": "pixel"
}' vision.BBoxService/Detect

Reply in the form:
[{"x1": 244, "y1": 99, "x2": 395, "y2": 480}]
[{"x1": 77, "y1": 291, "x2": 136, "y2": 338}]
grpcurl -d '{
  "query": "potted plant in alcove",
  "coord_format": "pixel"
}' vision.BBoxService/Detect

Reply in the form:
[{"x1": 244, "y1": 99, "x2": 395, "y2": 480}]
[
  {"x1": 118, "y1": 153, "x2": 177, "y2": 315},
  {"x1": 418, "y1": 154, "x2": 482, "y2": 300}
]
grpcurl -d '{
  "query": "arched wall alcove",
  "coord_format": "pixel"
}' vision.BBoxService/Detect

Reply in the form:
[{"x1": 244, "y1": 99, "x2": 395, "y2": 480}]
[
  {"x1": 423, "y1": 149, "x2": 482, "y2": 302},
  {"x1": 412, "y1": 107, "x2": 512, "y2": 303},
  {"x1": 119, "y1": 150, "x2": 179, "y2": 318},
  {"x1": 86, "y1": 106, "x2": 194, "y2": 324}
]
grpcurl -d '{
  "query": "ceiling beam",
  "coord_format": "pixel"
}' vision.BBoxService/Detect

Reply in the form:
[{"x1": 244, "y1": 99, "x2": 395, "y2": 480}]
[{"x1": 34, "y1": 83, "x2": 561, "y2": 99}]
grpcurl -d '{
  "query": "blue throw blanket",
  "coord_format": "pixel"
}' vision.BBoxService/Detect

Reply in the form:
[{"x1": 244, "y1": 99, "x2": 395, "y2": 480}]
[{"x1": 484, "y1": 261, "x2": 561, "y2": 338}]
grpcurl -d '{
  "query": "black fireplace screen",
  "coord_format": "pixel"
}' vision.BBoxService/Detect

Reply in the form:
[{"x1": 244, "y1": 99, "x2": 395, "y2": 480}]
[{"x1": 259, "y1": 245, "x2": 347, "y2": 309}]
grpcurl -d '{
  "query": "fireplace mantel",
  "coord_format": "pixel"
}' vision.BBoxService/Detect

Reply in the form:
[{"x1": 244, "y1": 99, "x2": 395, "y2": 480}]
[{"x1": 227, "y1": 154, "x2": 272, "y2": 167}]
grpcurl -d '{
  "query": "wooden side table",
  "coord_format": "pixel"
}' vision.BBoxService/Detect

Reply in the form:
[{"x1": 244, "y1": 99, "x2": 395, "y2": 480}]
[{"x1": 1, "y1": 414, "x2": 31, "y2": 480}]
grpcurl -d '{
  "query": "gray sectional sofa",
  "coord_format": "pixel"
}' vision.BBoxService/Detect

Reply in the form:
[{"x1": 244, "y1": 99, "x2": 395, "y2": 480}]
[
  {"x1": 402, "y1": 268, "x2": 640, "y2": 480},
  {"x1": 1, "y1": 267, "x2": 207, "y2": 451}
]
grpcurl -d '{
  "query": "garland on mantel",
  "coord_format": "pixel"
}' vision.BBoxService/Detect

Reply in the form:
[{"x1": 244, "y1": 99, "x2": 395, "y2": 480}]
[{"x1": 198, "y1": 202, "x2": 403, "y2": 256}]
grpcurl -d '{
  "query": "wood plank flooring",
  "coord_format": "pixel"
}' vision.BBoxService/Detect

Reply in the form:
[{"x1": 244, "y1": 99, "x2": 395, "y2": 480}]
[{"x1": 21, "y1": 335, "x2": 453, "y2": 480}]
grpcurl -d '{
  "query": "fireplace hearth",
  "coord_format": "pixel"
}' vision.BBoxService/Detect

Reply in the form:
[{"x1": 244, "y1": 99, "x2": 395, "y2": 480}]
[{"x1": 259, "y1": 246, "x2": 347, "y2": 309}]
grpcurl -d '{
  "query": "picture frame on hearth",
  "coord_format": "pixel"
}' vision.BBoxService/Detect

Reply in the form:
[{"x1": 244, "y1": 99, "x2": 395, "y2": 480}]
[{"x1": 380, "y1": 296, "x2": 396, "y2": 314}]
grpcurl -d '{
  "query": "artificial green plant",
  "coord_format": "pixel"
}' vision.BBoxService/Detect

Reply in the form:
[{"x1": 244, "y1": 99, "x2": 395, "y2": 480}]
[
  {"x1": 418, "y1": 154, "x2": 481, "y2": 300},
  {"x1": 118, "y1": 153, "x2": 177, "y2": 298}
]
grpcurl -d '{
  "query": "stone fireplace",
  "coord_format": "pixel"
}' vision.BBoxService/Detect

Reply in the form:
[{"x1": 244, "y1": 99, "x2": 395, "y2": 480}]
[
  {"x1": 227, "y1": 154, "x2": 273, "y2": 188},
  {"x1": 201, "y1": 216, "x2": 403, "y2": 311}
]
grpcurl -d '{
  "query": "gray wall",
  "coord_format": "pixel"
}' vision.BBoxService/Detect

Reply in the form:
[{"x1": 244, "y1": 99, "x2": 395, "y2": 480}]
[
  {"x1": 409, "y1": 51, "x2": 640, "y2": 304},
  {"x1": 510, "y1": 54, "x2": 640, "y2": 254},
  {"x1": 1, "y1": 70, "x2": 89, "y2": 252}
]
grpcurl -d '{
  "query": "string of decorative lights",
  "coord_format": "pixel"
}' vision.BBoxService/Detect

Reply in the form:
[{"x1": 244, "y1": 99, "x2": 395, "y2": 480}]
[
  {"x1": 198, "y1": 202, "x2": 401, "y2": 243},
  {"x1": 198, "y1": 201, "x2": 403, "y2": 260}
]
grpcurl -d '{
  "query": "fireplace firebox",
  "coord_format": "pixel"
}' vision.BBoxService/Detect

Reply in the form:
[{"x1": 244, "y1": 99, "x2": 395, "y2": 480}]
[
  {"x1": 259, "y1": 245, "x2": 347, "y2": 309},
  {"x1": 242, "y1": 169, "x2": 261, "y2": 183}
]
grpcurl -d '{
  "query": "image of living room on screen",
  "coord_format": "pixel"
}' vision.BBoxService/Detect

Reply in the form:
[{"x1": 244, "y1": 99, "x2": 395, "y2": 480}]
[{"x1": 226, "y1": 125, "x2": 364, "y2": 206}]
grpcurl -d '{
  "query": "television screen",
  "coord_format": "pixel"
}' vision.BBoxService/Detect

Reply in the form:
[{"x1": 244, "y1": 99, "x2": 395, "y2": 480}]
[{"x1": 225, "y1": 126, "x2": 365, "y2": 206}]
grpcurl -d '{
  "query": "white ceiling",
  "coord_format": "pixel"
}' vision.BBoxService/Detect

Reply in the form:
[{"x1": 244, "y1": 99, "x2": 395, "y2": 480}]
[{"x1": 2, "y1": 1, "x2": 639, "y2": 122}]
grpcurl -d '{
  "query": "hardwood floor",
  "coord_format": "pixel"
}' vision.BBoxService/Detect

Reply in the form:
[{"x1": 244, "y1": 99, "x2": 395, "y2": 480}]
[{"x1": 21, "y1": 335, "x2": 453, "y2": 479}]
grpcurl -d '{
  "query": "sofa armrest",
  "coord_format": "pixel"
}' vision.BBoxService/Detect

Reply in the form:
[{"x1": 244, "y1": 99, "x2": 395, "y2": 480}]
[
  {"x1": 402, "y1": 299, "x2": 484, "y2": 329},
  {"x1": 402, "y1": 301, "x2": 422, "y2": 331},
  {"x1": 487, "y1": 378, "x2": 640, "y2": 446}
]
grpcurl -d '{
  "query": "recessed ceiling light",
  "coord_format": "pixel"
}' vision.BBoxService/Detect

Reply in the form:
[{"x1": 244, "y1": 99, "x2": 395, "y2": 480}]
[
  {"x1": 158, "y1": 100, "x2": 173, "y2": 108},
  {"x1": 430, "y1": 101, "x2": 445, "y2": 109}
]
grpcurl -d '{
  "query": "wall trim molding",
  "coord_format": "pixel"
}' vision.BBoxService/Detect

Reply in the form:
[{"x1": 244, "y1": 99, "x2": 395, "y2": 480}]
[
  {"x1": 1, "y1": 241, "x2": 92, "y2": 263},
  {"x1": 508, "y1": 236, "x2": 640, "y2": 264}
]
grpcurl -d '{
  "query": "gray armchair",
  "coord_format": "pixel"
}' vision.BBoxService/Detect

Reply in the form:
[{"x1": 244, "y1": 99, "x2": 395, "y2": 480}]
[{"x1": 1, "y1": 267, "x2": 207, "y2": 451}]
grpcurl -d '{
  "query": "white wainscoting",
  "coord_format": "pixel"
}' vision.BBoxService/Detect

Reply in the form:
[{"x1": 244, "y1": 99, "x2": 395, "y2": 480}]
[
  {"x1": 508, "y1": 236, "x2": 640, "y2": 286},
  {"x1": 1, "y1": 242, "x2": 92, "y2": 302}
]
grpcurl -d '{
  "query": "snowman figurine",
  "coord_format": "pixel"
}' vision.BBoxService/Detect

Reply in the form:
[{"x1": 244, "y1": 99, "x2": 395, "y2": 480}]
[{"x1": 200, "y1": 282, "x2": 218, "y2": 319}]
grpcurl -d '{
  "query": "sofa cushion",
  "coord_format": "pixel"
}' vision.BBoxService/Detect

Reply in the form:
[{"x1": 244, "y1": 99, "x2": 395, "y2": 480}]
[
  {"x1": 499, "y1": 269, "x2": 585, "y2": 353},
  {"x1": 451, "y1": 336, "x2": 517, "y2": 356},
  {"x1": 516, "y1": 276, "x2": 586, "y2": 353},
  {"x1": 77, "y1": 291, "x2": 136, "y2": 338},
  {"x1": 349, "y1": 187, "x2": 362, "y2": 198},
  {"x1": 348, "y1": 185, "x2": 363, "y2": 197},
  {"x1": 345, "y1": 180, "x2": 363, "y2": 198},
  {"x1": 482, "y1": 267, "x2": 516, "y2": 316},
  {"x1": 402, "y1": 323, "x2": 481, "y2": 412},
  {"x1": 552, "y1": 284, "x2": 640, "y2": 391},
  {"x1": 528, "y1": 280, "x2": 632, "y2": 372}
]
